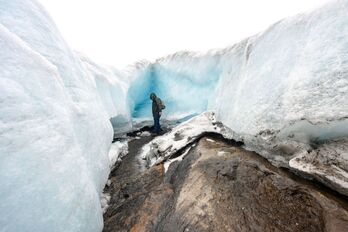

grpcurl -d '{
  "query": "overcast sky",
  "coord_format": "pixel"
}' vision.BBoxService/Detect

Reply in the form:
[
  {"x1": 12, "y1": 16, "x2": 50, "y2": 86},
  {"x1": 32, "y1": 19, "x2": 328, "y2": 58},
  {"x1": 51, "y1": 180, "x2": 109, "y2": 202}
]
[{"x1": 39, "y1": 0, "x2": 331, "y2": 68}]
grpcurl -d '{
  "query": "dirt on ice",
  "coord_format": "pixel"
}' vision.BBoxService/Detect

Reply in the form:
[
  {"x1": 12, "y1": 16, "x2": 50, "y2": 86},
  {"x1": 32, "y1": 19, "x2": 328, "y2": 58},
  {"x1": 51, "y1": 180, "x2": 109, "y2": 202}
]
[{"x1": 103, "y1": 136, "x2": 348, "y2": 232}]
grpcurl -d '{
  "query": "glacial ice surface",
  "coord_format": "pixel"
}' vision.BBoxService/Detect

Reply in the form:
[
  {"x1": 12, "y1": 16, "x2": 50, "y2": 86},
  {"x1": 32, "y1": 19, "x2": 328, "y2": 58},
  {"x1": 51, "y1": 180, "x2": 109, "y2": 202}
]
[
  {"x1": 211, "y1": 0, "x2": 348, "y2": 146},
  {"x1": 126, "y1": 53, "x2": 221, "y2": 119},
  {"x1": 79, "y1": 55, "x2": 132, "y2": 133},
  {"x1": 0, "y1": 0, "x2": 127, "y2": 231}
]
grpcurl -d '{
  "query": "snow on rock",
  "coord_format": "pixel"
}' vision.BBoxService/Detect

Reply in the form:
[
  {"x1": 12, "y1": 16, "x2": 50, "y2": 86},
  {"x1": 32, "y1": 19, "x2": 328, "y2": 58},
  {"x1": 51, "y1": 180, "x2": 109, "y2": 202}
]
[
  {"x1": 163, "y1": 146, "x2": 193, "y2": 173},
  {"x1": 289, "y1": 139, "x2": 348, "y2": 196},
  {"x1": 139, "y1": 131, "x2": 152, "y2": 137},
  {"x1": 0, "y1": 0, "x2": 126, "y2": 231},
  {"x1": 100, "y1": 192, "x2": 111, "y2": 214},
  {"x1": 108, "y1": 141, "x2": 129, "y2": 170},
  {"x1": 142, "y1": 112, "x2": 224, "y2": 166}
]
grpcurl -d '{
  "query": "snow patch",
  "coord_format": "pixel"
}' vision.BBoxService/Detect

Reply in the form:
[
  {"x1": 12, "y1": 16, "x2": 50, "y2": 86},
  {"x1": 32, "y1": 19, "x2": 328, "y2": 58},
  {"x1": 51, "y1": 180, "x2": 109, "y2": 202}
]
[
  {"x1": 142, "y1": 112, "x2": 224, "y2": 166},
  {"x1": 289, "y1": 139, "x2": 348, "y2": 196},
  {"x1": 108, "y1": 141, "x2": 129, "y2": 170},
  {"x1": 100, "y1": 192, "x2": 111, "y2": 214},
  {"x1": 164, "y1": 146, "x2": 193, "y2": 173},
  {"x1": 138, "y1": 131, "x2": 152, "y2": 137},
  {"x1": 217, "y1": 151, "x2": 228, "y2": 157}
]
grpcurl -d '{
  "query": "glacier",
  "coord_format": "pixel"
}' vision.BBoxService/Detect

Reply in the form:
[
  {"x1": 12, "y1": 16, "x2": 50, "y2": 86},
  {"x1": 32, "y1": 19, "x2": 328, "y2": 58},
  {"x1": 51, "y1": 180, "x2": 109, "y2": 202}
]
[
  {"x1": 209, "y1": 0, "x2": 348, "y2": 195},
  {"x1": 0, "y1": 0, "x2": 126, "y2": 231},
  {"x1": 79, "y1": 55, "x2": 132, "y2": 134},
  {"x1": 211, "y1": 0, "x2": 348, "y2": 149},
  {"x1": 1, "y1": 0, "x2": 348, "y2": 231}
]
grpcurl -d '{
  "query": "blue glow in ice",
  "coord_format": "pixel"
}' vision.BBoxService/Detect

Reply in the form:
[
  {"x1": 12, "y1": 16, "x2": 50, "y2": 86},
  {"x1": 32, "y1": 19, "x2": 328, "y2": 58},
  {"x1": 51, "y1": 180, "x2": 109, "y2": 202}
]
[{"x1": 127, "y1": 57, "x2": 221, "y2": 119}]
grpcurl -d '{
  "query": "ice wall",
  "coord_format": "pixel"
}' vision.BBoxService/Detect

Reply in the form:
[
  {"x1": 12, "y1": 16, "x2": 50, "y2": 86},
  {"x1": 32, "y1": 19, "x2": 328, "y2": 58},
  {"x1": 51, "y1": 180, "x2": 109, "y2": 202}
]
[
  {"x1": 79, "y1": 55, "x2": 132, "y2": 133},
  {"x1": 127, "y1": 52, "x2": 221, "y2": 119},
  {"x1": 210, "y1": 0, "x2": 348, "y2": 155},
  {"x1": 0, "y1": 0, "x2": 123, "y2": 231}
]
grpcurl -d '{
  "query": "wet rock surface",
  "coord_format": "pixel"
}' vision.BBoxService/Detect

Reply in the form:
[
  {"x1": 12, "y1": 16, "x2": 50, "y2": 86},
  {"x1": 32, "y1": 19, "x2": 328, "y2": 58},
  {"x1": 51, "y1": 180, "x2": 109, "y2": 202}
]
[
  {"x1": 103, "y1": 135, "x2": 172, "y2": 232},
  {"x1": 103, "y1": 136, "x2": 348, "y2": 232}
]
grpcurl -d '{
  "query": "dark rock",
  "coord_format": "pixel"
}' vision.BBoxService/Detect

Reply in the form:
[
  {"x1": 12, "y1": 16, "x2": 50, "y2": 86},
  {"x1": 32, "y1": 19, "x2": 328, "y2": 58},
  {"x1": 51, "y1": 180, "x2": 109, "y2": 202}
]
[{"x1": 103, "y1": 137, "x2": 348, "y2": 232}]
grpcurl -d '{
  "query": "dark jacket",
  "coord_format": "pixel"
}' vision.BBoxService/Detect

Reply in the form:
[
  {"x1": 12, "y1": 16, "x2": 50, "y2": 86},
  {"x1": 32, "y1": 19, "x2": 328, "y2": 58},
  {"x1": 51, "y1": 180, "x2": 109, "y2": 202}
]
[{"x1": 150, "y1": 93, "x2": 163, "y2": 116}]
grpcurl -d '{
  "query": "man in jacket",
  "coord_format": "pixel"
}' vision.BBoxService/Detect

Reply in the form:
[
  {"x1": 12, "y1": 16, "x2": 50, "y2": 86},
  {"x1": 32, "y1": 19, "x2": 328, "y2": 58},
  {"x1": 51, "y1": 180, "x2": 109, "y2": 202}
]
[{"x1": 150, "y1": 93, "x2": 165, "y2": 134}]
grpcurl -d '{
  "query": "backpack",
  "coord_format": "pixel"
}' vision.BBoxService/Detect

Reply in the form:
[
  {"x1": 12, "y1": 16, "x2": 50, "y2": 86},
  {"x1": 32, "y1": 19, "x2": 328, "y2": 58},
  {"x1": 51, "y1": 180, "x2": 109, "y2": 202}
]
[{"x1": 157, "y1": 98, "x2": 166, "y2": 110}]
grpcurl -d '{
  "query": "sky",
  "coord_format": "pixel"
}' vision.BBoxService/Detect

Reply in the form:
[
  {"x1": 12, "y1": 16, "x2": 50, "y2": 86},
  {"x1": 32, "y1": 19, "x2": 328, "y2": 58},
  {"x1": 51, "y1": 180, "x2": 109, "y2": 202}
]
[{"x1": 38, "y1": 0, "x2": 331, "y2": 68}]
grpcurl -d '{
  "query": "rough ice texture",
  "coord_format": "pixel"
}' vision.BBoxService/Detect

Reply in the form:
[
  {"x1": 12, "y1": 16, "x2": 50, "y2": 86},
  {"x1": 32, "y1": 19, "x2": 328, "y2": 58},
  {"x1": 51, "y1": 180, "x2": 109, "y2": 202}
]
[
  {"x1": 211, "y1": 0, "x2": 348, "y2": 150},
  {"x1": 79, "y1": 55, "x2": 132, "y2": 134},
  {"x1": 0, "y1": 0, "x2": 126, "y2": 231}
]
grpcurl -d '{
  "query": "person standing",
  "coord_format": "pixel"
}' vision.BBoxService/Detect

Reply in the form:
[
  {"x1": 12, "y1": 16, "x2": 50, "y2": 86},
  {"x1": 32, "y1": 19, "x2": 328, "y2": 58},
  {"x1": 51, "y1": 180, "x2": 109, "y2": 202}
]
[{"x1": 150, "y1": 93, "x2": 165, "y2": 134}]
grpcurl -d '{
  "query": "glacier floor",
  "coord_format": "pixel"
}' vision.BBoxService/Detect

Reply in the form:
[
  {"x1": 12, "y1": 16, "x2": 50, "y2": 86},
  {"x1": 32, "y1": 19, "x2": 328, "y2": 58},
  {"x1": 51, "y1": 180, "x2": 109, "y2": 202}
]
[{"x1": 102, "y1": 118, "x2": 348, "y2": 232}]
